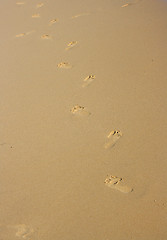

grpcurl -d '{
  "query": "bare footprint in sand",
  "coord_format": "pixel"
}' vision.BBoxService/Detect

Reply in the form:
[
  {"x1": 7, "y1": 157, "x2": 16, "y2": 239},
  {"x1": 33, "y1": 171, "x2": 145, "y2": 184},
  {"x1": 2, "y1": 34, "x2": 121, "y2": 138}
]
[
  {"x1": 49, "y1": 19, "x2": 58, "y2": 25},
  {"x1": 36, "y1": 3, "x2": 44, "y2": 8},
  {"x1": 71, "y1": 13, "x2": 90, "y2": 19},
  {"x1": 15, "y1": 31, "x2": 35, "y2": 38},
  {"x1": 104, "y1": 130, "x2": 122, "y2": 149},
  {"x1": 15, "y1": 33, "x2": 26, "y2": 38},
  {"x1": 82, "y1": 75, "x2": 95, "y2": 88},
  {"x1": 104, "y1": 175, "x2": 133, "y2": 193},
  {"x1": 32, "y1": 13, "x2": 40, "y2": 18},
  {"x1": 0, "y1": 224, "x2": 35, "y2": 240},
  {"x1": 57, "y1": 62, "x2": 72, "y2": 69},
  {"x1": 121, "y1": 0, "x2": 142, "y2": 7},
  {"x1": 0, "y1": 142, "x2": 7, "y2": 146},
  {"x1": 65, "y1": 41, "x2": 78, "y2": 50},
  {"x1": 16, "y1": 2, "x2": 25, "y2": 5},
  {"x1": 121, "y1": 3, "x2": 132, "y2": 7},
  {"x1": 41, "y1": 34, "x2": 52, "y2": 40},
  {"x1": 15, "y1": 224, "x2": 34, "y2": 239},
  {"x1": 70, "y1": 105, "x2": 91, "y2": 116}
]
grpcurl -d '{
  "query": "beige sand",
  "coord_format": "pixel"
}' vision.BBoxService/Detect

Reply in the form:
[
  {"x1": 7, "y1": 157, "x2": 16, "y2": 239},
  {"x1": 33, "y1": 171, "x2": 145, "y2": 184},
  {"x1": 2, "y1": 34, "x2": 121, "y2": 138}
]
[{"x1": 0, "y1": 0, "x2": 167, "y2": 239}]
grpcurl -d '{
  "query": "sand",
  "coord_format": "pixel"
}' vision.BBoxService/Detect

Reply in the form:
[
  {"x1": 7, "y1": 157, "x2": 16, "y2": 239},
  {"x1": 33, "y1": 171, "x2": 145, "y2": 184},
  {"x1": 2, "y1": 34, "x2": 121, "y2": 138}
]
[{"x1": 0, "y1": 0, "x2": 167, "y2": 239}]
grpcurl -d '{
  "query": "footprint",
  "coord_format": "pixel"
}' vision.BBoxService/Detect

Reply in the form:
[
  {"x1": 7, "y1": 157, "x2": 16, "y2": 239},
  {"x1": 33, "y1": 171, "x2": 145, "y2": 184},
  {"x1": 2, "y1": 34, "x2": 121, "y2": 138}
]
[
  {"x1": 15, "y1": 31, "x2": 35, "y2": 38},
  {"x1": 49, "y1": 19, "x2": 58, "y2": 25},
  {"x1": 82, "y1": 75, "x2": 95, "y2": 88},
  {"x1": 0, "y1": 142, "x2": 7, "y2": 146},
  {"x1": 57, "y1": 62, "x2": 72, "y2": 69},
  {"x1": 121, "y1": 0, "x2": 141, "y2": 7},
  {"x1": 15, "y1": 33, "x2": 26, "y2": 38},
  {"x1": 65, "y1": 41, "x2": 78, "y2": 50},
  {"x1": 41, "y1": 34, "x2": 52, "y2": 40},
  {"x1": 32, "y1": 14, "x2": 40, "y2": 18},
  {"x1": 16, "y1": 2, "x2": 25, "y2": 5},
  {"x1": 36, "y1": 3, "x2": 44, "y2": 8},
  {"x1": 0, "y1": 224, "x2": 35, "y2": 240},
  {"x1": 154, "y1": 199, "x2": 167, "y2": 209},
  {"x1": 15, "y1": 224, "x2": 34, "y2": 239},
  {"x1": 104, "y1": 175, "x2": 133, "y2": 193},
  {"x1": 70, "y1": 105, "x2": 91, "y2": 116},
  {"x1": 121, "y1": 3, "x2": 132, "y2": 7},
  {"x1": 104, "y1": 130, "x2": 122, "y2": 149},
  {"x1": 71, "y1": 13, "x2": 90, "y2": 19}
]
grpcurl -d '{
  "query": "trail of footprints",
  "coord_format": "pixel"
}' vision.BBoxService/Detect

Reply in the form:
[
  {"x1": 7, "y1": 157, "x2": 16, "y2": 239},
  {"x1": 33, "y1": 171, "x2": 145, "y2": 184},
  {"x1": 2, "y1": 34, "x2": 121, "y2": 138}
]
[{"x1": 14, "y1": 1, "x2": 133, "y2": 216}]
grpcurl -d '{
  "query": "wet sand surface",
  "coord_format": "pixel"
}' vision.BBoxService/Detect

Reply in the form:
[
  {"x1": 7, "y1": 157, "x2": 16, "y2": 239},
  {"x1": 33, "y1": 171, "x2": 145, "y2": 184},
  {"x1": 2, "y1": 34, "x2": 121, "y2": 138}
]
[{"x1": 0, "y1": 0, "x2": 167, "y2": 239}]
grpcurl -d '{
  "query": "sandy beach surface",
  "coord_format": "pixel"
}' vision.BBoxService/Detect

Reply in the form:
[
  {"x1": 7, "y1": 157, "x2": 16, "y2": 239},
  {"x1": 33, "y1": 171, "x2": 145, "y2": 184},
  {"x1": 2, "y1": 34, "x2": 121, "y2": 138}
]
[{"x1": 0, "y1": 0, "x2": 167, "y2": 239}]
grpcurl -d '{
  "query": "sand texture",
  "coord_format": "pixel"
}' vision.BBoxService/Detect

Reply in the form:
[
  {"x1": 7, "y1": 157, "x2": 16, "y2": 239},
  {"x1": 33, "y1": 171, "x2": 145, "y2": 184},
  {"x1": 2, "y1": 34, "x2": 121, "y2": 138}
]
[{"x1": 0, "y1": 0, "x2": 167, "y2": 239}]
